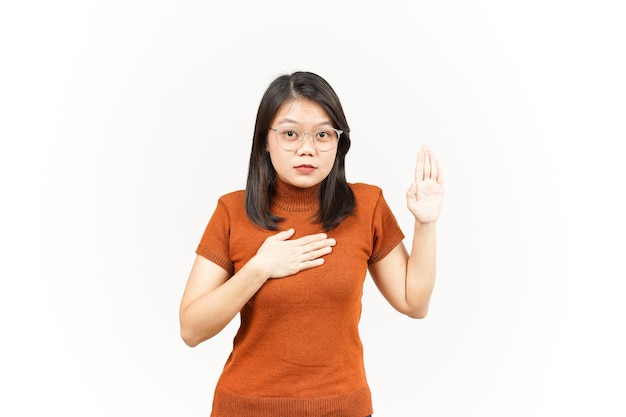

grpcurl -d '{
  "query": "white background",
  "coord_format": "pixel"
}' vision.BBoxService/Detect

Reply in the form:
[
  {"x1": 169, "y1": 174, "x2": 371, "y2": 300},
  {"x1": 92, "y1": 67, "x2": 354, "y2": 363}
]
[{"x1": 1, "y1": 1, "x2": 625, "y2": 416}]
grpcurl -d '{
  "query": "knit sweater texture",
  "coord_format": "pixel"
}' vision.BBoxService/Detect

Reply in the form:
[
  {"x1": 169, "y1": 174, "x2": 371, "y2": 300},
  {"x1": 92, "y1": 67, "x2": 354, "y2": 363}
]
[{"x1": 196, "y1": 178, "x2": 405, "y2": 417}]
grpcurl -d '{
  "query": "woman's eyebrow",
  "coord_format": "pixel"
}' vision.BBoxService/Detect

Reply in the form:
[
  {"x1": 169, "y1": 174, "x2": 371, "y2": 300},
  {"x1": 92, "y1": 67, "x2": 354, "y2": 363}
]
[{"x1": 274, "y1": 118, "x2": 332, "y2": 126}]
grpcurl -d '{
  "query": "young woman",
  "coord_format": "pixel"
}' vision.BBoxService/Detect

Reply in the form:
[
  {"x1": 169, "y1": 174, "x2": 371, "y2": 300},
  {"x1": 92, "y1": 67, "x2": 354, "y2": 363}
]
[{"x1": 179, "y1": 71, "x2": 444, "y2": 417}]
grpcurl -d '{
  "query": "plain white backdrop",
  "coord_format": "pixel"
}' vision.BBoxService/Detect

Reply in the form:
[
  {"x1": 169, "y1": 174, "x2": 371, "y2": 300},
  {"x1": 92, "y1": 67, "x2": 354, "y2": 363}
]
[{"x1": 1, "y1": 1, "x2": 625, "y2": 416}]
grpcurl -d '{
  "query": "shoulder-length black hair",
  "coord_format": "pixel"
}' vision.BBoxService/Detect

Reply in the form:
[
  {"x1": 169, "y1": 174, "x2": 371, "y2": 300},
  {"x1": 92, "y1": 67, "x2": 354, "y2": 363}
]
[{"x1": 244, "y1": 71, "x2": 355, "y2": 231}]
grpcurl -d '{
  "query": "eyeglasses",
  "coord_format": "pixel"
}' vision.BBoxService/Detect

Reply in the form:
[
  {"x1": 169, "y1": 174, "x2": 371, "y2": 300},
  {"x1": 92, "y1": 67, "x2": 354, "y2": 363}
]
[{"x1": 269, "y1": 127, "x2": 342, "y2": 152}]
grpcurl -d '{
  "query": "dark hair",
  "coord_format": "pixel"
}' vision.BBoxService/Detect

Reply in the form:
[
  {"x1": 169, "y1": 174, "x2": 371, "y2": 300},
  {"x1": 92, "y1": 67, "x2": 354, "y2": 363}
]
[{"x1": 244, "y1": 71, "x2": 355, "y2": 231}]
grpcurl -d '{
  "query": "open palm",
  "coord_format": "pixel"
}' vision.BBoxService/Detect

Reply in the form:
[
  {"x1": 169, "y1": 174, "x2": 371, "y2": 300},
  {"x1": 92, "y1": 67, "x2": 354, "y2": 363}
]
[{"x1": 406, "y1": 145, "x2": 444, "y2": 224}]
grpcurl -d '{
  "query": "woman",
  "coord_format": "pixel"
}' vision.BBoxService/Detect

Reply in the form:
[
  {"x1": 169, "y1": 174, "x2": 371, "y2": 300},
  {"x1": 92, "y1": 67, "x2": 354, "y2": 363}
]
[{"x1": 179, "y1": 71, "x2": 443, "y2": 417}]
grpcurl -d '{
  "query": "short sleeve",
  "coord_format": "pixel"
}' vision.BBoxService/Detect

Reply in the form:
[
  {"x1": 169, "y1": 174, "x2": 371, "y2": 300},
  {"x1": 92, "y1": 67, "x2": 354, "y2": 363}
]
[
  {"x1": 196, "y1": 198, "x2": 235, "y2": 276},
  {"x1": 369, "y1": 191, "x2": 405, "y2": 264}
]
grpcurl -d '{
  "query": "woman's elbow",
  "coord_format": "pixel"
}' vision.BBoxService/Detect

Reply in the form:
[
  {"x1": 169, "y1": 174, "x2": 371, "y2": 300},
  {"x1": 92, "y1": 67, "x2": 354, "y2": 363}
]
[
  {"x1": 180, "y1": 319, "x2": 220, "y2": 347},
  {"x1": 405, "y1": 304, "x2": 429, "y2": 319},
  {"x1": 407, "y1": 310, "x2": 428, "y2": 319},
  {"x1": 179, "y1": 317, "x2": 213, "y2": 347},
  {"x1": 180, "y1": 327, "x2": 201, "y2": 347}
]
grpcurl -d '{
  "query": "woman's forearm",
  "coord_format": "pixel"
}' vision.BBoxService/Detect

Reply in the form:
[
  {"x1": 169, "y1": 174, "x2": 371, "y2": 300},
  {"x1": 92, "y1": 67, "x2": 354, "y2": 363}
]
[
  {"x1": 180, "y1": 259, "x2": 269, "y2": 347},
  {"x1": 405, "y1": 221, "x2": 437, "y2": 318}
]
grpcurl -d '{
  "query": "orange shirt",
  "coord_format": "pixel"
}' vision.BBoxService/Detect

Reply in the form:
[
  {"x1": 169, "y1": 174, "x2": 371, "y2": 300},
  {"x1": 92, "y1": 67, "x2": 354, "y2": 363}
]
[{"x1": 197, "y1": 178, "x2": 404, "y2": 417}]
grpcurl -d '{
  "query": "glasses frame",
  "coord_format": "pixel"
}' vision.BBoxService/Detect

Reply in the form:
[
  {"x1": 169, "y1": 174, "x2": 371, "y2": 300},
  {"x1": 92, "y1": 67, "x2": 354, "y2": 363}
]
[{"x1": 269, "y1": 127, "x2": 343, "y2": 152}]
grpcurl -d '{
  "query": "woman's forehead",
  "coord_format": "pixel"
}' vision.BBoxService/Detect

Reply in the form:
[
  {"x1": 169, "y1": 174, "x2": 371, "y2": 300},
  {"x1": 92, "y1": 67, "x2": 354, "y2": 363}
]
[{"x1": 273, "y1": 98, "x2": 331, "y2": 125}]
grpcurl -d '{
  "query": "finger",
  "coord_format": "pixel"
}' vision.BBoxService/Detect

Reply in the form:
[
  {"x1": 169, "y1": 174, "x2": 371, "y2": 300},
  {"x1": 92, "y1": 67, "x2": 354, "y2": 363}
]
[
  {"x1": 270, "y1": 228, "x2": 295, "y2": 241},
  {"x1": 429, "y1": 150, "x2": 438, "y2": 180},
  {"x1": 300, "y1": 244, "x2": 334, "y2": 261},
  {"x1": 423, "y1": 148, "x2": 431, "y2": 179},
  {"x1": 415, "y1": 148, "x2": 425, "y2": 183},
  {"x1": 293, "y1": 232, "x2": 329, "y2": 246},
  {"x1": 301, "y1": 238, "x2": 336, "y2": 254},
  {"x1": 299, "y1": 257, "x2": 325, "y2": 271},
  {"x1": 406, "y1": 182, "x2": 417, "y2": 198},
  {"x1": 436, "y1": 160, "x2": 443, "y2": 184},
  {"x1": 298, "y1": 235, "x2": 337, "y2": 253}
]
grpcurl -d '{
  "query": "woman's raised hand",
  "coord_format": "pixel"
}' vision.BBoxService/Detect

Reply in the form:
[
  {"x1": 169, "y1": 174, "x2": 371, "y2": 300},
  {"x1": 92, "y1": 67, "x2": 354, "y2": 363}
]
[
  {"x1": 406, "y1": 145, "x2": 444, "y2": 224},
  {"x1": 251, "y1": 228, "x2": 336, "y2": 279}
]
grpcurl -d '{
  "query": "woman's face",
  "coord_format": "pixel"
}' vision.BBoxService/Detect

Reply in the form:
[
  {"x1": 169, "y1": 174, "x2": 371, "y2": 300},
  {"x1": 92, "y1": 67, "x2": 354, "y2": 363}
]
[{"x1": 267, "y1": 98, "x2": 339, "y2": 188}]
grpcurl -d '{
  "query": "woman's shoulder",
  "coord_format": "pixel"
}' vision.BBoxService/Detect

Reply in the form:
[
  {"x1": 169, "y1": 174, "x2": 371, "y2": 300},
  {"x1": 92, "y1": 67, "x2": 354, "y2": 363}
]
[
  {"x1": 349, "y1": 182, "x2": 383, "y2": 197},
  {"x1": 219, "y1": 189, "x2": 245, "y2": 200},
  {"x1": 215, "y1": 189, "x2": 246, "y2": 209},
  {"x1": 348, "y1": 182, "x2": 385, "y2": 207}
]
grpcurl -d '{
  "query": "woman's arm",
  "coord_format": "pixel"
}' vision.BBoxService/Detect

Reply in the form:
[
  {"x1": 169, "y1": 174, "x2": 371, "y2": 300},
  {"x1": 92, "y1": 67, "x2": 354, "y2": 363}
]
[
  {"x1": 368, "y1": 224, "x2": 436, "y2": 318},
  {"x1": 179, "y1": 254, "x2": 266, "y2": 347},
  {"x1": 179, "y1": 228, "x2": 336, "y2": 347},
  {"x1": 368, "y1": 145, "x2": 443, "y2": 319}
]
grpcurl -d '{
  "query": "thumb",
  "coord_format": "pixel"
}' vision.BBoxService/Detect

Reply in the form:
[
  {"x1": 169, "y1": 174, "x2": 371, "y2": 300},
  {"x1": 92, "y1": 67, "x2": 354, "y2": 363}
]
[
  {"x1": 406, "y1": 182, "x2": 417, "y2": 197},
  {"x1": 270, "y1": 228, "x2": 295, "y2": 241}
]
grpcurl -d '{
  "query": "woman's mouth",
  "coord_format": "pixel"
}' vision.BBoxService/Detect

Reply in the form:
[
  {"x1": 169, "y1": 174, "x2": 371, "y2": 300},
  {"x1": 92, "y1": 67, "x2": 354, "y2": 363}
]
[{"x1": 295, "y1": 164, "x2": 316, "y2": 174}]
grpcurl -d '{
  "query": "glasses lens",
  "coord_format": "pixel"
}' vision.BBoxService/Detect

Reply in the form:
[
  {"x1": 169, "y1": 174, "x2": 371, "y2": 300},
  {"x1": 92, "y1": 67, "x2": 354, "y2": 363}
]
[
  {"x1": 276, "y1": 129, "x2": 301, "y2": 150},
  {"x1": 313, "y1": 129, "x2": 339, "y2": 151}
]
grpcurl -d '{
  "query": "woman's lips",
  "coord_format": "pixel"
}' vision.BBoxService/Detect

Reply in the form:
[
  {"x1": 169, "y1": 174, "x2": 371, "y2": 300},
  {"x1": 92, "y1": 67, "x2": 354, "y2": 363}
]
[{"x1": 295, "y1": 164, "x2": 316, "y2": 174}]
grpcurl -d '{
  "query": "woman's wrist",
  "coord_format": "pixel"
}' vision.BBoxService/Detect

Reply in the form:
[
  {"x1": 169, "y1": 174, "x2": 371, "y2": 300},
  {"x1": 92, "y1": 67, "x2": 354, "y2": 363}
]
[
  {"x1": 414, "y1": 220, "x2": 437, "y2": 232},
  {"x1": 244, "y1": 255, "x2": 273, "y2": 283}
]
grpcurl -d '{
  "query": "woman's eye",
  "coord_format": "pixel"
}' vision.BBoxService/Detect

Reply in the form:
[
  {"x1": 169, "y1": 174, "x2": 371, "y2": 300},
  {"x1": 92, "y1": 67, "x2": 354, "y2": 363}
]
[{"x1": 316, "y1": 130, "x2": 335, "y2": 141}]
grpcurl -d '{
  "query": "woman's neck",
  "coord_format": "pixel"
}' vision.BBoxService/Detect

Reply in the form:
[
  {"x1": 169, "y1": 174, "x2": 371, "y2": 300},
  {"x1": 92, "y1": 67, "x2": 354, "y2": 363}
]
[{"x1": 271, "y1": 176, "x2": 320, "y2": 212}]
